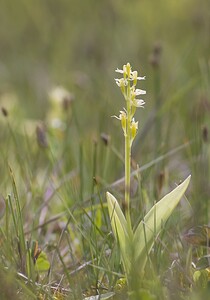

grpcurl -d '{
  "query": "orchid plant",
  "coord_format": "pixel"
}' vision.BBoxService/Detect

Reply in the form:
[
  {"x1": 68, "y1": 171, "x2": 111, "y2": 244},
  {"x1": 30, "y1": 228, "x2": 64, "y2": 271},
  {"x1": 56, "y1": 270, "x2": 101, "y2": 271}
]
[{"x1": 106, "y1": 63, "x2": 191, "y2": 297}]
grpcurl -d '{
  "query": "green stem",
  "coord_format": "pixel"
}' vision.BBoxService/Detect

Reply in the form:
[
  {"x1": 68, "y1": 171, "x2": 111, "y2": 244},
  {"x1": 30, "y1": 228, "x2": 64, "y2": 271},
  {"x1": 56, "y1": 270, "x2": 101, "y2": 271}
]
[{"x1": 125, "y1": 85, "x2": 132, "y2": 230}]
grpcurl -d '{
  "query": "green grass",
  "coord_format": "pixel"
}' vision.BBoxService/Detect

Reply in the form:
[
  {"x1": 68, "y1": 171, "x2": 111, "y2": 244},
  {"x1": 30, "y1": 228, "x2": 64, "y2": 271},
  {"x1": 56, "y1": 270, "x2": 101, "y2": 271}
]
[{"x1": 0, "y1": 0, "x2": 210, "y2": 299}]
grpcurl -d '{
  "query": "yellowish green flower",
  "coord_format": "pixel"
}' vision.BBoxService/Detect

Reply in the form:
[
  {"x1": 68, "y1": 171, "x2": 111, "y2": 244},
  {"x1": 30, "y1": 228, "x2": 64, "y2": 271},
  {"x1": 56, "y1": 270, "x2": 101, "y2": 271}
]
[
  {"x1": 113, "y1": 110, "x2": 127, "y2": 135},
  {"x1": 130, "y1": 118, "x2": 138, "y2": 142}
]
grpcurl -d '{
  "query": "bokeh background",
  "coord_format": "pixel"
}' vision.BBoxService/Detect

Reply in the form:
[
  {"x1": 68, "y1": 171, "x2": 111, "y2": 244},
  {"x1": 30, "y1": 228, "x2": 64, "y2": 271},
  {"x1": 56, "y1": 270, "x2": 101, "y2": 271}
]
[{"x1": 1, "y1": 0, "x2": 209, "y2": 117}]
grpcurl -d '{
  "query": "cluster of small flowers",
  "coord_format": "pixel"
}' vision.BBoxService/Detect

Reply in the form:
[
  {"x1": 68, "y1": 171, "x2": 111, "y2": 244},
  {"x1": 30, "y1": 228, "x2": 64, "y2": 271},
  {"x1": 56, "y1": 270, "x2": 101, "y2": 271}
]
[
  {"x1": 115, "y1": 62, "x2": 146, "y2": 108},
  {"x1": 114, "y1": 63, "x2": 146, "y2": 143}
]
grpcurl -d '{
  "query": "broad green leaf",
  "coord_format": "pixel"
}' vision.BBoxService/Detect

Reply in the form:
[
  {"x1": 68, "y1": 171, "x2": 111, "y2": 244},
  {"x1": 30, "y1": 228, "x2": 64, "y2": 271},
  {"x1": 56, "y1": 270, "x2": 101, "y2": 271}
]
[
  {"x1": 193, "y1": 270, "x2": 208, "y2": 288},
  {"x1": 106, "y1": 192, "x2": 128, "y2": 237},
  {"x1": 106, "y1": 192, "x2": 132, "y2": 272},
  {"x1": 35, "y1": 251, "x2": 50, "y2": 272},
  {"x1": 133, "y1": 175, "x2": 191, "y2": 275}
]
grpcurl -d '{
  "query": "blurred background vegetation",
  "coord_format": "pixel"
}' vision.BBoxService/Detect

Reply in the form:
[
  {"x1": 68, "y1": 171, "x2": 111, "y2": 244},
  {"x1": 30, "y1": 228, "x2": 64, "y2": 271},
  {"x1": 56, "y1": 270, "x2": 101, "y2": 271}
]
[
  {"x1": 0, "y1": 0, "x2": 210, "y2": 298},
  {"x1": 1, "y1": 0, "x2": 209, "y2": 117}
]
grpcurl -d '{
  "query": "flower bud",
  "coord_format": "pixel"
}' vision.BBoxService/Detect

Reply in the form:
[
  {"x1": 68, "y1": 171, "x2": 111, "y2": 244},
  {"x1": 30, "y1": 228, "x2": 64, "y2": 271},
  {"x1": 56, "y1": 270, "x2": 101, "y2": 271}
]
[
  {"x1": 126, "y1": 63, "x2": 131, "y2": 78},
  {"x1": 120, "y1": 111, "x2": 127, "y2": 135},
  {"x1": 131, "y1": 119, "x2": 138, "y2": 141},
  {"x1": 132, "y1": 71, "x2": 138, "y2": 86}
]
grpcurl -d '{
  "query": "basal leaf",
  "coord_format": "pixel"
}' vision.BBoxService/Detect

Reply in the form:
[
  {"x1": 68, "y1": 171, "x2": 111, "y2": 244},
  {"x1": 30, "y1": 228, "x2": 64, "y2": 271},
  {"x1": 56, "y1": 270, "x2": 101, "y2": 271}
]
[
  {"x1": 106, "y1": 192, "x2": 132, "y2": 272},
  {"x1": 133, "y1": 175, "x2": 191, "y2": 275},
  {"x1": 35, "y1": 251, "x2": 50, "y2": 272}
]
